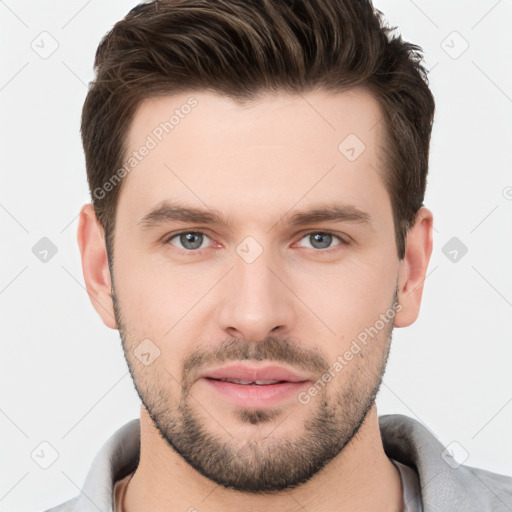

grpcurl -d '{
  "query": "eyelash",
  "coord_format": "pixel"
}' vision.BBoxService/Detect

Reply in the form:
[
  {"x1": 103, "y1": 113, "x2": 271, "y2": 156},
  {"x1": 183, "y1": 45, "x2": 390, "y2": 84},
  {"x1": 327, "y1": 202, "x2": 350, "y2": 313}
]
[{"x1": 163, "y1": 230, "x2": 350, "y2": 256}]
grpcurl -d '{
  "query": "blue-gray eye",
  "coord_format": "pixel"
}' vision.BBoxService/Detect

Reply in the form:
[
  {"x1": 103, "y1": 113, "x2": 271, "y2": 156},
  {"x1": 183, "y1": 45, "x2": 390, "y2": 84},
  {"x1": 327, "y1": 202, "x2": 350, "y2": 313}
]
[{"x1": 169, "y1": 232, "x2": 209, "y2": 251}]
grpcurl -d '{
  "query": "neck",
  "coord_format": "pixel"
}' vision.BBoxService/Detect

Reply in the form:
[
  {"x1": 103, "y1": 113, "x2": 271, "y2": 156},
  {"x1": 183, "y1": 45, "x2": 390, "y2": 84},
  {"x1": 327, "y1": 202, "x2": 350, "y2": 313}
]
[{"x1": 123, "y1": 405, "x2": 403, "y2": 512}]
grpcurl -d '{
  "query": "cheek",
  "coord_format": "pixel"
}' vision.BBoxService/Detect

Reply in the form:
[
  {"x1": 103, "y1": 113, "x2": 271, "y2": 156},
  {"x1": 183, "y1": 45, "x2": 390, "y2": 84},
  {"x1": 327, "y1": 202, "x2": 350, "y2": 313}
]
[
  {"x1": 289, "y1": 252, "x2": 397, "y2": 348},
  {"x1": 113, "y1": 251, "x2": 173, "y2": 334}
]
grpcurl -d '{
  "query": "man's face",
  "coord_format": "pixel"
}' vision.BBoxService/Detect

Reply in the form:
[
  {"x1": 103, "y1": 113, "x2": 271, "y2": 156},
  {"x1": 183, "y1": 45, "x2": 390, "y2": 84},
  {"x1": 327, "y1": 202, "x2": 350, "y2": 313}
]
[{"x1": 111, "y1": 88, "x2": 402, "y2": 492}]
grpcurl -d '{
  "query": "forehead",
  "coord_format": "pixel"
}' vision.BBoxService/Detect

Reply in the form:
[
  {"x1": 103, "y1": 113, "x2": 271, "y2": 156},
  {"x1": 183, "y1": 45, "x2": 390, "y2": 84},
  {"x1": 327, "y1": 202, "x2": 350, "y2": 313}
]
[
  {"x1": 127, "y1": 87, "x2": 384, "y2": 153},
  {"x1": 119, "y1": 88, "x2": 391, "y2": 233}
]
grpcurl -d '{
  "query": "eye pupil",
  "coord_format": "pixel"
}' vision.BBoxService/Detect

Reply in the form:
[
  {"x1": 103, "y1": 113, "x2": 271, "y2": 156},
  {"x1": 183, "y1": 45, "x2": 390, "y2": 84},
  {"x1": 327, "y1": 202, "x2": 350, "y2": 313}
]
[
  {"x1": 180, "y1": 232, "x2": 203, "y2": 250},
  {"x1": 310, "y1": 233, "x2": 332, "y2": 249},
  {"x1": 311, "y1": 233, "x2": 332, "y2": 249}
]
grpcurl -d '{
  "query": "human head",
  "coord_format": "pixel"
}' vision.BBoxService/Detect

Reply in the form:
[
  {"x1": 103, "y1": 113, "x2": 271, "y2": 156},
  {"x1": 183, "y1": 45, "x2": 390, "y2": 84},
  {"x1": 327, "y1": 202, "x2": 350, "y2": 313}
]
[
  {"x1": 81, "y1": 0, "x2": 435, "y2": 262},
  {"x1": 77, "y1": 0, "x2": 434, "y2": 495}
]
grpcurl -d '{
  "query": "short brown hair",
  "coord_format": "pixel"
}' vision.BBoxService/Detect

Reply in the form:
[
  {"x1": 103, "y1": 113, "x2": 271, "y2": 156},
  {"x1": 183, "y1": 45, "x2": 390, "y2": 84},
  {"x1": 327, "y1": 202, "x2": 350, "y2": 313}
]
[{"x1": 81, "y1": 0, "x2": 435, "y2": 260}]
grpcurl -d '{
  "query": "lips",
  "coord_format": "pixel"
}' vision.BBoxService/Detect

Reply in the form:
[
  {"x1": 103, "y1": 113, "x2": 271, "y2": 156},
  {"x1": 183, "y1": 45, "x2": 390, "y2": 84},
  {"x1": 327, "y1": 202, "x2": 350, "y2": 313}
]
[
  {"x1": 198, "y1": 364, "x2": 311, "y2": 384},
  {"x1": 196, "y1": 364, "x2": 313, "y2": 408},
  {"x1": 215, "y1": 378, "x2": 284, "y2": 385}
]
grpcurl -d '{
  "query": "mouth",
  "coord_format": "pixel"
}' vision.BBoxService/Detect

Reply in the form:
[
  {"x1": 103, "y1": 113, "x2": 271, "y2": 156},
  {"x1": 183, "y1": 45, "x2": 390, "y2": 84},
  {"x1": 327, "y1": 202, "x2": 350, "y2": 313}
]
[
  {"x1": 198, "y1": 364, "x2": 312, "y2": 408},
  {"x1": 199, "y1": 363, "x2": 311, "y2": 383},
  {"x1": 201, "y1": 378, "x2": 310, "y2": 408},
  {"x1": 207, "y1": 378, "x2": 290, "y2": 385}
]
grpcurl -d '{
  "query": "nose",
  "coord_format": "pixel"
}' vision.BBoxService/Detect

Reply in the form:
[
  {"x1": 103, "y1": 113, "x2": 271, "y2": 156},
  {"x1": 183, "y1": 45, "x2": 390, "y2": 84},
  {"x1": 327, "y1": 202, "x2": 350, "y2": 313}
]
[{"x1": 216, "y1": 245, "x2": 296, "y2": 342}]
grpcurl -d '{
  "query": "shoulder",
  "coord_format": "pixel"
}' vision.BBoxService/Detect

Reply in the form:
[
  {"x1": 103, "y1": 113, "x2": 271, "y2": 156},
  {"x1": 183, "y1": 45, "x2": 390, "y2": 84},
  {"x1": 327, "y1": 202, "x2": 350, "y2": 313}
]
[
  {"x1": 40, "y1": 419, "x2": 140, "y2": 512},
  {"x1": 461, "y1": 463, "x2": 512, "y2": 502},
  {"x1": 379, "y1": 413, "x2": 512, "y2": 510}
]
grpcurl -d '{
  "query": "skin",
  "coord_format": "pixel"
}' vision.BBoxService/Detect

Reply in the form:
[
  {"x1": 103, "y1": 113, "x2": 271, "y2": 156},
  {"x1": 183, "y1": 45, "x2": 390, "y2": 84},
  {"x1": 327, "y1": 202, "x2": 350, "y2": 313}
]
[{"x1": 78, "y1": 88, "x2": 433, "y2": 512}]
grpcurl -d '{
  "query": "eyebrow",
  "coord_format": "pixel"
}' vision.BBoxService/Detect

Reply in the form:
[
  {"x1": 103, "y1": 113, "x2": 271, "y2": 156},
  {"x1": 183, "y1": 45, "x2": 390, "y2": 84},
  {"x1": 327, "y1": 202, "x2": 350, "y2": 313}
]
[{"x1": 138, "y1": 201, "x2": 373, "y2": 231}]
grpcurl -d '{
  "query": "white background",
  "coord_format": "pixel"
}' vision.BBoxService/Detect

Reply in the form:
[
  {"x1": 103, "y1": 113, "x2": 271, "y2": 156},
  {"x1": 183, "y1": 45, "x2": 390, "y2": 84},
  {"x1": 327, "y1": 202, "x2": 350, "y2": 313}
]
[{"x1": 1, "y1": 1, "x2": 511, "y2": 510}]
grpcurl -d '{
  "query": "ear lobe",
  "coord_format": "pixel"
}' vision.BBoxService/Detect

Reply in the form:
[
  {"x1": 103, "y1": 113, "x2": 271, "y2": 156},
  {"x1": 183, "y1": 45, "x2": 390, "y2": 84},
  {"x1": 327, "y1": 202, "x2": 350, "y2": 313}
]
[
  {"x1": 77, "y1": 203, "x2": 117, "y2": 329},
  {"x1": 394, "y1": 207, "x2": 434, "y2": 328}
]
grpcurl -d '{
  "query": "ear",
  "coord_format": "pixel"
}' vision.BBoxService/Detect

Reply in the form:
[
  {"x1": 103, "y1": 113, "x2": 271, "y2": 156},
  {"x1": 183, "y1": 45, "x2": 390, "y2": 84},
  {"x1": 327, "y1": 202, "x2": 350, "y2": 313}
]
[
  {"x1": 77, "y1": 203, "x2": 117, "y2": 329},
  {"x1": 394, "y1": 207, "x2": 434, "y2": 328}
]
